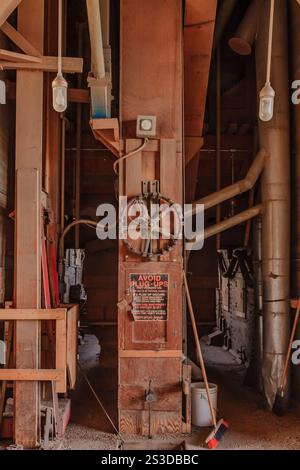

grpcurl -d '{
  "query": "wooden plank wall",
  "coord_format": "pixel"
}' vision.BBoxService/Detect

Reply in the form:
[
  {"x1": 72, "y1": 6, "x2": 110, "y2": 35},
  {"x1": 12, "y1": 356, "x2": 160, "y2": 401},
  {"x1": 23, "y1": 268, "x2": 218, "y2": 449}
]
[
  {"x1": 119, "y1": 0, "x2": 183, "y2": 436},
  {"x1": 184, "y1": 0, "x2": 217, "y2": 203}
]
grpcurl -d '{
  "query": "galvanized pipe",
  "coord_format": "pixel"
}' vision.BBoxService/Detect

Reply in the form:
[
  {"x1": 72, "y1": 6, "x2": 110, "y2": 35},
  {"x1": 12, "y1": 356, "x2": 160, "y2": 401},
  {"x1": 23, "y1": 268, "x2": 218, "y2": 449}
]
[
  {"x1": 204, "y1": 204, "x2": 263, "y2": 240},
  {"x1": 228, "y1": 0, "x2": 259, "y2": 55},
  {"x1": 188, "y1": 148, "x2": 267, "y2": 217},
  {"x1": 290, "y1": 0, "x2": 300, "y2": 402},
  {"x1": 188, "y1": 204, "x2": 264, "y2": 250},
  {"x1": 255, "y1": 0, "x2": 291, "y2": 409},
  {"x1": 86, "y1": 0, "x2": 106, "y2": 78}
]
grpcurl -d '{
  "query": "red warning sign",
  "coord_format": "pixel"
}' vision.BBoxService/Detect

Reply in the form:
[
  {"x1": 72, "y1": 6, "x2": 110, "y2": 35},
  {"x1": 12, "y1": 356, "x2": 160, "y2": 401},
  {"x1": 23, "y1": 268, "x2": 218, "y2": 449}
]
[{"x1": 130, "y1": 273, "x2": 169, "y2": 321}]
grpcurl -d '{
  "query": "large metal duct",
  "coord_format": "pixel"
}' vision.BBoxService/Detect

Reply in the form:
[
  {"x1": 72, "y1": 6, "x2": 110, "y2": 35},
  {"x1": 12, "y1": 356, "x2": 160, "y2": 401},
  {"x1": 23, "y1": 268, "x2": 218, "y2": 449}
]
[
  {"x1": 212, "y1": 0, "x2": 239, "y2": 54},
  {"x1": 255, "y1": 0, "x2": 291, "y2": 409},
  {"x1": 86, "y1": 0, "x2": 106, "y2": 79},
  {"x1": 228, "y1": 0, "x2": 259, "y2": 56},
  {"x1": 86, "y1": 0, "x2": 112, "y2": 118},
  {"x1": 290, "y1": 0, "x2": 300, "y2": 402}
]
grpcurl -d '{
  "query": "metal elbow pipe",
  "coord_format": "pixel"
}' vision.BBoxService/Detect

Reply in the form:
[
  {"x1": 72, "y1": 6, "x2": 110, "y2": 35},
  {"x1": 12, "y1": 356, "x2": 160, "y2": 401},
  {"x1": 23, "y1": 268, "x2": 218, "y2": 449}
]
[
  {"x1": 190, "y1": 148, "x2": 267, "y2": 216},
  {"x1": 188, "y1": 204, "x2": 264, "y2": 250},
  {"x1": 242, "y1": 148, "x2": 268, "y2": 190},
  {"x1": 228, "y1": 0, "x2": 260, "y2": 56}
]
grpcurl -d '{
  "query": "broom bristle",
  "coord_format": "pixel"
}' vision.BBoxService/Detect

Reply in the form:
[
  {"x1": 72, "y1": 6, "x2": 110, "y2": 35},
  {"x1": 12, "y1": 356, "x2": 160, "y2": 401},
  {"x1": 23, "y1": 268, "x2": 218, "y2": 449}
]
[{"x1": 206, "y1": 419, "x2": 229, "y2": 449}]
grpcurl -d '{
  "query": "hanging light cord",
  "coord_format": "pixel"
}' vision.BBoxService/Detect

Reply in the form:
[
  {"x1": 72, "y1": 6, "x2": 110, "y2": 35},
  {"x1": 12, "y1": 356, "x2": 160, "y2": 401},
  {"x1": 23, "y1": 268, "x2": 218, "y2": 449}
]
[
  {"x1": 58, "y1": 0, "x2": 63, "y2": 76},
  {"x1": 266, "y1": 0, "x2": 275, "y2": 85}
]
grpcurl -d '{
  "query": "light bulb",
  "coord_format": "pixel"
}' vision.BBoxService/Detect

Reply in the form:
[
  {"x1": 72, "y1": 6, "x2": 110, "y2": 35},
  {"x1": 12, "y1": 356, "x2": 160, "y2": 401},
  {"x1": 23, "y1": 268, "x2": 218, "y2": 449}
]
[
  {"x1": 259, "y1": 83, "x2": 275, "y2": 122},
  {"x1": 52, "y1": 73, "x2": 68, "y2": 113}
]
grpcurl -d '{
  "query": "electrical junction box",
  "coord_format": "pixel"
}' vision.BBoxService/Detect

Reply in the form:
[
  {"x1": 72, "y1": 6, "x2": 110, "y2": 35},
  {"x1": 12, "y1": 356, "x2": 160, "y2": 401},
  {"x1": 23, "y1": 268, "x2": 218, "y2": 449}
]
[{"x1": 136, "y1": 115, "x2": 157, "y2": 138}]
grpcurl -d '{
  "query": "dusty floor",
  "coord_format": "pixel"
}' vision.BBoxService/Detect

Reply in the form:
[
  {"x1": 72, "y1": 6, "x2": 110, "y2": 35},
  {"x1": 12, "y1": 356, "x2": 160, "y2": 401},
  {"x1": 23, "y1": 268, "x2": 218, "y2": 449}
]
[
  {"x1": 54, "y1": 335, "x2": 300, "y2": 451},
  {"x1": 1, "y1": 331, "x2": 300, "y2": 451}
]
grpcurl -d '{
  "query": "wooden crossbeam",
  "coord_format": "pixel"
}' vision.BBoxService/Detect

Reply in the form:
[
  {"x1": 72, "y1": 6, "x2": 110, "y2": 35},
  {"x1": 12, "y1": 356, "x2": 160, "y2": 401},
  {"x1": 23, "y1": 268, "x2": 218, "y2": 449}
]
[
  {"x1": 0, "y1": 0, "x2": 23, "y2": 28},
  {"x1": 0, "y1": 49, "x2": 41, "y2": 63},
  {"x1": 1, "y1": 21, "x2": 42, "y2": 56},
  {"x1": 0, "y1": 55, "x2": 83, "y2": 73},
  {"x1": 0, "y1": 370, "x2": 64, "y2": 382},
  {"x1": 0, "y1": 308, "x2": 67, "y2": 321},
  {"x1": 0, "y1": 308, "x2": 68, "y2": 393},
  {"x1": 68, "y1": 88, "x2": 90, "y2": 103}
]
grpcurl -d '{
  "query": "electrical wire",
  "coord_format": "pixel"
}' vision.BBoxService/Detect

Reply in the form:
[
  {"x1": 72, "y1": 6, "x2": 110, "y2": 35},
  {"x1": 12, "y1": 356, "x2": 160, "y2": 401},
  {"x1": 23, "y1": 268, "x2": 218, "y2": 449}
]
[
  {"x1": 77, "y1": 361, "x2": 124, "y2": 447},
  {"x1": 266, "y1": 0, "x2": 275, "y2": 85},
  {"x1": 58, "y1": 0, "x2": 63, "y2": 76},
  {"x1": 113, "y1": 138, "x2": 149, "y2": 175}
]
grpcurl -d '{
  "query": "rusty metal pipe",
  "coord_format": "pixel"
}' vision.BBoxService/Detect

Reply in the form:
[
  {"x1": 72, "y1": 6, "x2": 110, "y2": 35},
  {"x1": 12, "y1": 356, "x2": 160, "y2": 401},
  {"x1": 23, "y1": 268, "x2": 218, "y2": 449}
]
[
  {"x1": 189, "y1": 148, "x2": 267, "y2": 217},
  {"x1": 253, "y1": 215, "x2": 264, "y2": 392},
  {"x1": 229, "y1": 0, "x2": 259, "y2": 55},
  {"x1": 188, "y1": 204, "x2": 264, "y2": 249},
  {"x1": 290, "y1": 0, "x2": 300, "y2": 402},
  {"x1": 212, "y1": 0, "x2": 239, "y2": 54},
  {"x1": 256, "y1": 0, "x2": 291, "y2": 410},
  {"x1": 204, "y1": 204, "x2": 263, "y2": 240}
]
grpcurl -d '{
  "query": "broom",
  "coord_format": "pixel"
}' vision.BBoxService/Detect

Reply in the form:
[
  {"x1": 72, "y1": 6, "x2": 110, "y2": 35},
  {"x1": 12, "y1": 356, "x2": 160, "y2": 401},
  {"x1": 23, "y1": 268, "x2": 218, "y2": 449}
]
[
  {"x1": 273, "y1": 297, "x2": 300, "y2": 416},
  {"x1": 183, "y1": 271, "x2": 229, "y2": 449}
]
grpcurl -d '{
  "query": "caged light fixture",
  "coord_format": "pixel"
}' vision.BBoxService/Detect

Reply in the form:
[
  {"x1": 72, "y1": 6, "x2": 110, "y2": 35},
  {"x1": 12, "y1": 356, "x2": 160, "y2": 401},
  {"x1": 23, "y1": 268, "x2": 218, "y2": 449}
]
[
  {"x1": 52, "y1": 0, "x2": 68, "y2": 113},
  {"x1": 259, "y1": 0, "x2": 275, "y2": 122}
]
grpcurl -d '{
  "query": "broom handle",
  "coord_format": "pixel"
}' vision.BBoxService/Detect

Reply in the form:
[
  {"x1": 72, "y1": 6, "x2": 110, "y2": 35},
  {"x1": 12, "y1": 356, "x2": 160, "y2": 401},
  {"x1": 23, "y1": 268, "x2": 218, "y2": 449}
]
[
  {"x1": 183, "y1": 271, "x2": 217, "y2": 428},
  {"x1": 280, "y1": 297, "x2": 300, "y2": 390}
]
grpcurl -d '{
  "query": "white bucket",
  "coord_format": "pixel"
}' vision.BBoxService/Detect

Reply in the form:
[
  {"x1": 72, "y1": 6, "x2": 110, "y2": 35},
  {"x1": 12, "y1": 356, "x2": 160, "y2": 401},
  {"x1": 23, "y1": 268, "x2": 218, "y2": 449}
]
[{"x1": 191, "y1": 382, "x2": 218, "y2": 427}]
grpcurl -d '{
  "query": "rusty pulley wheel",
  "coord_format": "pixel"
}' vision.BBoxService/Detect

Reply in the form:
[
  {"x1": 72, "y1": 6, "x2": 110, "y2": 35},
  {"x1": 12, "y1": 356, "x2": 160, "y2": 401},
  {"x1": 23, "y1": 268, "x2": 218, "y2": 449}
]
[{"x1": 122, "y1": 192, "x2": 181, "y2": 259}]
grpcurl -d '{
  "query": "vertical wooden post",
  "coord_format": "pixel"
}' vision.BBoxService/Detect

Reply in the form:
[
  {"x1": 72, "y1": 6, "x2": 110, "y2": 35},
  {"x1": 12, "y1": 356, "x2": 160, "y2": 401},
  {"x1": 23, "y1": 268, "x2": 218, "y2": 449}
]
[
  {"x1": 14, "y1": 0, "x2": 44, "y2": 448},
  {"x1": 118, "y1": 0, "x2": 183, "y2": 436}
]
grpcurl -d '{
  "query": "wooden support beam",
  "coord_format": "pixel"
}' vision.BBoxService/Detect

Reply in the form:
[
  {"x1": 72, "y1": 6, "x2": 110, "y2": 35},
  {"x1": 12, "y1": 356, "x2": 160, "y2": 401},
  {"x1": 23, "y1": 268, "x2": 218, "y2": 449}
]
[
  {"x1": 14, "y1": 0, "x2": 44, "y2": 449},
  {"x1": 0, "y1": 55, "x2": 83, "y2": 73},
  {"x1": 68, "y1": 88, "x2": 90, "y2": 103},
  {"x1": 55, "y1": 314, "x2": 67, "y2": 393},
  {"x1": 0, "y1": 308, "x2": 66, "y2": 321},
  {"x1": 0, "y1": 370, "x2": 64, "y2": 382},
  {"x1": 0, "y1": 49, "x2": 41, "y2": 63},
  {"x1": 66, "y1": 305, "x2": 79, "y2": 389},
  {"x1": 119, "y1": 350, "x2": 183, "y2": 358},
  {"x1": 184, "y1": 0, "x2": 217, "y2": 203},
  {"x1": 1, "y1": 21, "x2": 42, "y2": 56},
  {"x1": 0, "y1": 0, "x2": 23, "y2": 28}
]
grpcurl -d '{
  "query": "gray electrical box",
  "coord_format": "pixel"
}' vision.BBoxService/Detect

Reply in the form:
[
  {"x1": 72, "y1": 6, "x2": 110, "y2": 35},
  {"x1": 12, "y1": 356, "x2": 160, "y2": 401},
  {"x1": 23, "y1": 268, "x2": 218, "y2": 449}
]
[{"x1": 136, "y1": 115, "x2": 157, "y2": 138}]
